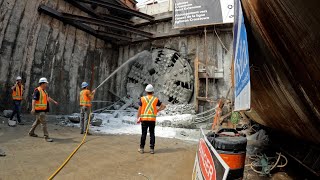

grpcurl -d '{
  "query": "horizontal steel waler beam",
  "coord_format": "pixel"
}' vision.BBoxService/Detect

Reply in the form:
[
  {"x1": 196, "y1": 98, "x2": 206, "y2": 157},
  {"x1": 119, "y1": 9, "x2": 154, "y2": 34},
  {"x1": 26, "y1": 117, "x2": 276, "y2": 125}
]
[
  {"x1": 64, "y1": 0, "x2": 98, "y2": 17},
  {"x1": 99, "y1": 13, "x2": 134, "y2": 26},
  {"x1": 114, "y1": 0, "x2": 132, "y2": 9},
  {"x1": 38, "y1": 5, "x2": 132, "y2": 42},
  {"x1": 64, "y1": 0, "x2": 134, "y2": 26},
  {"x1": 62, "y1": 13, "x2": 153, "y2": 38},
  {"x1": 76, "y1": 0, "x2": 154, "y2": 21}
]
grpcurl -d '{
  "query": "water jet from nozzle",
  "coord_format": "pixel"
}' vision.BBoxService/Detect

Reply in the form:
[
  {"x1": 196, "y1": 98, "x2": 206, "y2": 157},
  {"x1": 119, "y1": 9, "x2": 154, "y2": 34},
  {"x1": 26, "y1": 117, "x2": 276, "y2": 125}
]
[{"x1": 94, "y1": 50, "x2": 151, "y2": 91}]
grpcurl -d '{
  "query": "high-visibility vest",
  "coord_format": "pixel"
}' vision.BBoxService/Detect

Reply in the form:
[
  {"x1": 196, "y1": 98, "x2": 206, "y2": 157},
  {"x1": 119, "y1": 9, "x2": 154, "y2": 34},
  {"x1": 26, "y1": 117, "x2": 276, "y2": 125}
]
[
  {"x1": 140, "y1": 95, "x2": 159, "y2": 121},
  {"x1": 12, "y1": 84, "x2": 23, "y2": 100},
  {"x1": 80, "y1": 89, "x2": 92, "y2": 107},
  {"x1": 35, "y1": 87, "x2": 48, "y2": 111}
]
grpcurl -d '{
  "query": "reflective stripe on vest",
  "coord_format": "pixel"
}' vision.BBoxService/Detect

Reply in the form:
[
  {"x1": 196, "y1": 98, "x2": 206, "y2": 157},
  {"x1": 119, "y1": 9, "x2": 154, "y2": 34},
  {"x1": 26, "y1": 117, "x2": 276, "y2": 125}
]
[
  {"x1": 80, "y1": 89, "x2": 91, "y2": 107},
  {"x1": 12, "y1": 85, "x2": 23, "y2": 100},
  {"x1": 35, "y1": 87, "x2": 48, "y2": 110},
  {"x1": 140, "y1": 96, "x2": 158, "y2": 121}
]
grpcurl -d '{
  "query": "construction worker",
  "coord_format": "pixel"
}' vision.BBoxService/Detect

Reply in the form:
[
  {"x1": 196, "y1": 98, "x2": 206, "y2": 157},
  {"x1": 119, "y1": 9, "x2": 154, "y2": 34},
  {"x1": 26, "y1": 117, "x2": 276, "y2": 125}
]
[
  {"x1": 9, "y1": 76, "x2": 24, "y2": 125},
  {"x1": 137, "y1": 84, "x2": 166, "y2": 154},
  {"x1": 29, "y1": 77, "x2": 58, "y2": 142},
  {"x1": 80, "y1": 82, "x2": 96, "y2": 134}
]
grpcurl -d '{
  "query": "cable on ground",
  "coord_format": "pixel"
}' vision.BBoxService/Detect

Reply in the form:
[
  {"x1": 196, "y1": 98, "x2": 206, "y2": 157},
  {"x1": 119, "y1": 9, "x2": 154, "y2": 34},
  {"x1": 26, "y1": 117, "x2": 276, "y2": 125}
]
[{"x1": 48, "y1": 110, "x2": 92, "y2": 180}]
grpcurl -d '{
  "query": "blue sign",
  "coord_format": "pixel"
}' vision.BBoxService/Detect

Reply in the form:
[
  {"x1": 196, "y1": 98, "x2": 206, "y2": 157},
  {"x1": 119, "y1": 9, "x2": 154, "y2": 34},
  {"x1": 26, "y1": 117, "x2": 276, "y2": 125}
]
[{"x1": 233, "y1": 0, "x2": 250, "y2": 111}]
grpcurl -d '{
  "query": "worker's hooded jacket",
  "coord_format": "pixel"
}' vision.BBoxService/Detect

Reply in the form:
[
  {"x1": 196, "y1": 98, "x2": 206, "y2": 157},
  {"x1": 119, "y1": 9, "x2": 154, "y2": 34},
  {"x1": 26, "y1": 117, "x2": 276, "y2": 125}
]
[
  {"x1": 140, "y1": 95, "x2": 159, "y2": 121},
  {"x1": 80, "y1": 89, "x2": 92, "y2": 107},
  {"x1": 35, "y1": 87, "x2": 48, "y2": 111},
  {"x1": 12, "y1": 84, "x2": 23, "y2": 100}
]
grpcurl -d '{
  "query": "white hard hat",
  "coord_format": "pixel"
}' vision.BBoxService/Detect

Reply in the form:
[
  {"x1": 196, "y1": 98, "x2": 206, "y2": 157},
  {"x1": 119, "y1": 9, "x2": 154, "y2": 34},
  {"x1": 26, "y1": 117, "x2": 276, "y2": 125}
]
[
  {"x1": 145, "y1": 84, "x2": 154, "y2": 92},
  {"x1": 39, "y1": 77, "x2": 48, "y2": 84},
  {"x1": 16, "y1": 76, "x2": 22, "y2": 80},
  {"x1": 81, "y1": 82, "x2": 89, "y2": 88}
]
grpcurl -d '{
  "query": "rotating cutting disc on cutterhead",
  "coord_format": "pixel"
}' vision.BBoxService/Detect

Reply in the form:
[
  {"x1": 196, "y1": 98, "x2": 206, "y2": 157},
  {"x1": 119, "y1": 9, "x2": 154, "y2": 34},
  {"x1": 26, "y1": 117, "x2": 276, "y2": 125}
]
[{"x1": 126, "y1": 48, "x2": 194, "y2": 105}]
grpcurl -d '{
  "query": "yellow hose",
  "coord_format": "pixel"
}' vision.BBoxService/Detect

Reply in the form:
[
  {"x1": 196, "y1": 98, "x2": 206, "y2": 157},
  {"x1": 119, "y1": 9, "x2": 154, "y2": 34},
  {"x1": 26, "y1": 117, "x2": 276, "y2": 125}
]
[{"x1": 48, "y1": 110, "x2": 92, "y2": 180}]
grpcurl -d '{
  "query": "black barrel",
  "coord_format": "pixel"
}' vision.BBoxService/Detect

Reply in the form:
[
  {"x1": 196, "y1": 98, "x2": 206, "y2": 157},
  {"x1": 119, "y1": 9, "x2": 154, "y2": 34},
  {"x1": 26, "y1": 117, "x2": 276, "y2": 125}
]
[{"x1": 207, "y1": 128, "x2": 247, "y2": 179}]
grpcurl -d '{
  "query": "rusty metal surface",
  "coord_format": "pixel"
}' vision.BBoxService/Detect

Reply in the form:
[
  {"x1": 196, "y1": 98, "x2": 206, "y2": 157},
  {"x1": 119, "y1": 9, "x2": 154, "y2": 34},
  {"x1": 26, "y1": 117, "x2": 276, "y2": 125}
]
[{"x1": 241, "y1": 0, "x2": 320, "y2": 144}]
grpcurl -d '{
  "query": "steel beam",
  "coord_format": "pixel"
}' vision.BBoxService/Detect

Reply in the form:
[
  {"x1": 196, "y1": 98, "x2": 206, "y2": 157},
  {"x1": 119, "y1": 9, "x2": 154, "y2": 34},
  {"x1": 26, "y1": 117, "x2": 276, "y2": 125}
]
[
  {"x1": 134, "y1": 13, "x2": 172, "y2": 27},
  {"x1": 96, "y1": 30, "x2": 132, "y2": 41},
  {"x1": 64, "y1": 0, "x2": 98, "y2": 17},
  {"x1": 62, "y1": 13, "x2": 153, "y2": 38},
  {"x1": 99, "y1": 13, "x2": 133, "y2": 26},
  {"x1": 38, "y1": 5, "x2": 132, "y2": 42},
  {"x1": 77, "y1": 0, "x2": 154, "y2": 21},
  {"x1": 131, "y1": 25, "x2": 233, "y2": 43},
  {"x1": 64, "y1": 0, "x2": 134, "y2": 26},
  {"x1": 100, "y1": 14, "x2": 134, "y2": 26},
  {"x1": 114, "y1": 0, "x2": 132, "y2": 9}
]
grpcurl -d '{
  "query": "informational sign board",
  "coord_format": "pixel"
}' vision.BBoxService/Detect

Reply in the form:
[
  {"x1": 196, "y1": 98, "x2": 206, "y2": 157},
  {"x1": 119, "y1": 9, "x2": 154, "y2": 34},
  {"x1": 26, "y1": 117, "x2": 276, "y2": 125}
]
[
  {"x1": 173, "y1": 0, "x2": 234, "y2": 28},
  {"x1": 192, "y1": 128, "x2": 229, "y2": 180},
  {"x1": 233, "y1": 0, "x2": 250, "y2": 111}
]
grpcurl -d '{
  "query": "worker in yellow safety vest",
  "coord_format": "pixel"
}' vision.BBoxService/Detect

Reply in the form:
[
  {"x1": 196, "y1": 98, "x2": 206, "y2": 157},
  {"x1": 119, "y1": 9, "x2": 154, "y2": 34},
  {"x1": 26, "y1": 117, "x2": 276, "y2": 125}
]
[
  {"x1": 79, "y1": 82, "x2": 96, "y2": 134},
  {"x1": 9, "y1": 76, "x2": 24, "y2": 125},
  {"x1": 29, "y1": 77, "x2": 58, "y2": 142},
  {"x1": 137, "y1": 84, "x2": 166, "y2": 154}
]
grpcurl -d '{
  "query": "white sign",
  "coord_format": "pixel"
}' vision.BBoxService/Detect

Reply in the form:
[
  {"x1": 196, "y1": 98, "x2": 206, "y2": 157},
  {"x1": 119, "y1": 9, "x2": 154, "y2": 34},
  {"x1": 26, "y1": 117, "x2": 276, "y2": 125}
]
[
  {"x1": 220, "y1": 0, "x2": 235, "y2": 23},
  {"x1": 233, "y1": 0, "x2": 251, "y2": 111}
]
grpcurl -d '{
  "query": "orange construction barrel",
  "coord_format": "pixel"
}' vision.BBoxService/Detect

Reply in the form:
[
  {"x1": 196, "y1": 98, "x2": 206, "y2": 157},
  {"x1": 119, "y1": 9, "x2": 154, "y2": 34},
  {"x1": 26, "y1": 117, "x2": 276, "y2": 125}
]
[{"x1": 207, "y1": 128, "x2": 247, "y2": 179}]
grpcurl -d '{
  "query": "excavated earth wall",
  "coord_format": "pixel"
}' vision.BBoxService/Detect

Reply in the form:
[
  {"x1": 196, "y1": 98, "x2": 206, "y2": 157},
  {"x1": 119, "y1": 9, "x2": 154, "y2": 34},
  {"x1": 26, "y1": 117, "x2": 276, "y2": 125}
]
[
  {"x1": 0, "y1": 0, "x2": 119, "y2": 114},
  {"x1": 0, "y1": 1, "x2": 233, "y2": 114}
]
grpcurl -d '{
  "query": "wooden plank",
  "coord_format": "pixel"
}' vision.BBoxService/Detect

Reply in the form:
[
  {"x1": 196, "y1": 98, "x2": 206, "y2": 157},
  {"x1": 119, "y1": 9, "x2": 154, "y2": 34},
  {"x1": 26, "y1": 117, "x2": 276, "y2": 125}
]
[
  {"x1": 206, "y1": 76, "x2": 208, "y2": 98},
  {"x1": 194, "y1": 56, "x2": 199, "y2": 112},
  {"x1": 197, "y1": 97, "x2": 215, "y2": 102}
]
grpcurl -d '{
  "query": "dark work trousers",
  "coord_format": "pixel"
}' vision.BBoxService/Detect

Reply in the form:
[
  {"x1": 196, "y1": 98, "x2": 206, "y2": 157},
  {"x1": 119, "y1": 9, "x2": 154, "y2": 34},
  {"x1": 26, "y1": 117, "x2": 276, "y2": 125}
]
[
  {"x1": 140, "y1": 121, "x2": 156, "y2": 149},
  {"x1": 10, "y1": 100, "x2": 21, "y2": 123},
  {"x1": 80, "y1": 106, "x2": 90, "y2": 134}
]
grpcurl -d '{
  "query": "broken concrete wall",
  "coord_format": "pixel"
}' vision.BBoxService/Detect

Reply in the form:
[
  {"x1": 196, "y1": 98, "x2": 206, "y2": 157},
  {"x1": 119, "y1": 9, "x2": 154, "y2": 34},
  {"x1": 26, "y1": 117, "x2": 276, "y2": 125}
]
[
  {"x1": 118, "y1": 17, "x2": 233, "y2": 109},
  {"x1": 0, "y1": 0, "x2": 119, "y2": 114}
]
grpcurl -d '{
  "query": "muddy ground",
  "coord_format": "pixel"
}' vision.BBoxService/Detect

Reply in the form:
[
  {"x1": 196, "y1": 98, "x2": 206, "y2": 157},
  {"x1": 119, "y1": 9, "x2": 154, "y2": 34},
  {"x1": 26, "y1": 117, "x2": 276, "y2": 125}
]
[
  {"x1": 0, "y1": 115, "x2": 196, "y2": 180},
  {"x1": 0, "y1": 115, "x2": 300, "y2": 180}
]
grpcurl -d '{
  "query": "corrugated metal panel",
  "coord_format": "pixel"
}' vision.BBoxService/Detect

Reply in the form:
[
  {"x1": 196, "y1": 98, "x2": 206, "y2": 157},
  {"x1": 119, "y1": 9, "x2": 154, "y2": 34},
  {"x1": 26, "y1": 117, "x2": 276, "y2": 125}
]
[{"x1": 241, "y1": 0, "x2": 320, "y2": 144}]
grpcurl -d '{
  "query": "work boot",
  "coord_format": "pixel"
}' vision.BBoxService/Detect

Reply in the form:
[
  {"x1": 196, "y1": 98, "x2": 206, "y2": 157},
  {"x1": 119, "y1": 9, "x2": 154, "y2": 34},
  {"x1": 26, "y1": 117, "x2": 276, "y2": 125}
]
[
  {"x1": 28, "y1": 133, "x2": 38, "y2": 137},
  {"x1": 80, "y1": 131, "x2": 84, "y2": 134},
  {"x1": 44, "y1": 136, "x2": 53, "y2": 142},
  {"x1": 18, "y1": 122, "x2": 24, "y2": 125},
  {"x1": 138, "y1": 148, "x2": 144, "y2": 154},
  {"x1": 150, "y1": 149, "x2": 155, "y2": 154}
]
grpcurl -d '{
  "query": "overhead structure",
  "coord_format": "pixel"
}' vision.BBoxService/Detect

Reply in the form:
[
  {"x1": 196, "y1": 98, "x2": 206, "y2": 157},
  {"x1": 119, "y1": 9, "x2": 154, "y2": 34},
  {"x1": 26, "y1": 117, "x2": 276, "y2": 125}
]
[
  {"x1": 76, "y1": 0, "x2": 154, "y2": 21},
  {"x1": 38, "y1": 0, "x2": 154, "y2": 44}
]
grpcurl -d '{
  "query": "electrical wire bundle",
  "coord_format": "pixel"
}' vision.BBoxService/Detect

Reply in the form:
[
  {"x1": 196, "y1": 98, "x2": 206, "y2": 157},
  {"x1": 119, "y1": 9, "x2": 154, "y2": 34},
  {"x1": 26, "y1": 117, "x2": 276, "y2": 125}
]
[{"x1": 247, "y1": 152, "x2": 288, "y2": 175}]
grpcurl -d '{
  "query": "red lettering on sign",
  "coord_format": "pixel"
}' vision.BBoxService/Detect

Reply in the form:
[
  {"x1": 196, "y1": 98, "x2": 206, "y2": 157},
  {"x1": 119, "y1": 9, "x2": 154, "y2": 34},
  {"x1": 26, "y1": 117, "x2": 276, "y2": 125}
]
[{"x1": 198, "y1": 139, "x2": 216, "y2": 180}]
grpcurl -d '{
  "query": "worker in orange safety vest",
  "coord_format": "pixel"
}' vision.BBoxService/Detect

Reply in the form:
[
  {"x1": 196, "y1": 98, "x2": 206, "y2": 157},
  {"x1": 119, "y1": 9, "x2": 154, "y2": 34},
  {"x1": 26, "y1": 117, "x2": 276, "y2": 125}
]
[
  {"x1": 79, "y1": 82, "x2": 96, "y2": 135},
  {"x1": 29, "y1": 77, "x2": 58, "y2": 142},
  {"x1": 9, "y1": 76, "x2": 24, "y2": 125},
  {"x1": 137, "y1": 84, "x2": 166, "y2": 154}
]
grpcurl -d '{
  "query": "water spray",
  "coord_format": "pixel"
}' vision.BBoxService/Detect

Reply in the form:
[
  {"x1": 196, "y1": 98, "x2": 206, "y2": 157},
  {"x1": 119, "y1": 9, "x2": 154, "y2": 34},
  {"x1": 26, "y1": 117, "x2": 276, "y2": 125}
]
[{"x1": 94, "y1": 50, "x2": 150, "y2": 91}]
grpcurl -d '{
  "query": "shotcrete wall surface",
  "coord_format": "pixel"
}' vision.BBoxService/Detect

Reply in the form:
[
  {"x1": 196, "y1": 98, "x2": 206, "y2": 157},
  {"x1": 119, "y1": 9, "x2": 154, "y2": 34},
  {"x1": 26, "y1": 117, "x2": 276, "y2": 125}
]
[
  {"x1": 0, "y1": 1, "x2": 233, "y2": 114},
  {"x1": 0, "y1": 0, "x2": 119, "y2": 114}
]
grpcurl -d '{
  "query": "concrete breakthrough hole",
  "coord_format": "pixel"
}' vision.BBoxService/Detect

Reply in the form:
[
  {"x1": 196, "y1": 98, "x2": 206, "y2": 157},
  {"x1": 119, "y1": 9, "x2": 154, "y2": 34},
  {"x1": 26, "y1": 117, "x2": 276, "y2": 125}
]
[{"x1": 126, "y1": 48, "x2": 194, "y2": 105}]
